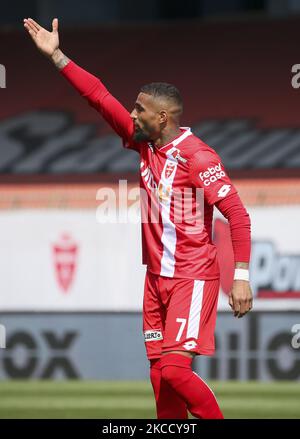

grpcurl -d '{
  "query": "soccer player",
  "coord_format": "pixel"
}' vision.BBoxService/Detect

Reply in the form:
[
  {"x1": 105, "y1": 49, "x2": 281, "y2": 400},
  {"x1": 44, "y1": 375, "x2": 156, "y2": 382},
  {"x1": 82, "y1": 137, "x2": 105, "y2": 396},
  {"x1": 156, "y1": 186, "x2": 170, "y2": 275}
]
[{"x1": 24, "y1": 18, "x2": 253, "y2": 419}]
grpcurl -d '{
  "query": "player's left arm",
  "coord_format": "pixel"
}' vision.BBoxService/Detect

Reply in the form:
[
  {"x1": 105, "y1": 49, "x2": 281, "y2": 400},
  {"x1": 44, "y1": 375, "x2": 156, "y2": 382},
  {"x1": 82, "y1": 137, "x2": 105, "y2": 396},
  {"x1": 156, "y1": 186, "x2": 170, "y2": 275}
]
[
  {"x1": 215, "y1": 192, "x2": 253, "y2": 318},
  {"x1": 190, "y1": 150, "x2": 253, "y2": 318}
]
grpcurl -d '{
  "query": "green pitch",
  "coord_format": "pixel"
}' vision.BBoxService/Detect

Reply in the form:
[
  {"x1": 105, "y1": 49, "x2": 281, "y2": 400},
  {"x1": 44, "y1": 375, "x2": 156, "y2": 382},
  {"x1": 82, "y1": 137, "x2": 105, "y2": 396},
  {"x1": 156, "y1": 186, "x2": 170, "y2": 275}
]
[{"x1": 0, "y1": 381, "x2": 299, "y2": 419}]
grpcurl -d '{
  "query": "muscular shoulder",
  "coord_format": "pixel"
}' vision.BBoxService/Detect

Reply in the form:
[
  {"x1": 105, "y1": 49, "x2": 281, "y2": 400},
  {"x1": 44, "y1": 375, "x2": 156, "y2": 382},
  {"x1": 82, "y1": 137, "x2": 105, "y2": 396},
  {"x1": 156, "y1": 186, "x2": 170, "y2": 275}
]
[
  {"x1": 185, "y1": 134, "x2": 236, "y2": 204},
  {"x1": 181, "y1": 134, "x2": 221, "y2": 167}
]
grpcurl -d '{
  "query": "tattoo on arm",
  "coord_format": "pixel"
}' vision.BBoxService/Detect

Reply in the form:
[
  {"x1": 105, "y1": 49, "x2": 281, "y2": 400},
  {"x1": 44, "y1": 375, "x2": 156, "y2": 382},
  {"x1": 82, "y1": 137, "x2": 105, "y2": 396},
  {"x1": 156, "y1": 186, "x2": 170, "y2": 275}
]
[
  {"x1": 55, "y1": 55, "x2": 70, "y2": 69},
  {"x1": 235, "y1": 262, "x2": 249, "y2": 269},
  {"x1": 51, "y1": 49, "x2": 70, "y2": 70}
]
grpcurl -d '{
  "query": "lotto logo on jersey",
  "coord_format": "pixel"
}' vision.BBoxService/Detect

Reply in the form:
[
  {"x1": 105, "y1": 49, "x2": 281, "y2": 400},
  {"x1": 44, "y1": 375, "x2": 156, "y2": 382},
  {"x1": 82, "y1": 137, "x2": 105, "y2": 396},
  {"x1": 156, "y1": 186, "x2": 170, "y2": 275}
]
[
  {"x1": 144, "y1": 330, "x2": 163, "y2": 342},
  {"x1": 199, "y1": 162, "x2": 226, "y2": 186}
]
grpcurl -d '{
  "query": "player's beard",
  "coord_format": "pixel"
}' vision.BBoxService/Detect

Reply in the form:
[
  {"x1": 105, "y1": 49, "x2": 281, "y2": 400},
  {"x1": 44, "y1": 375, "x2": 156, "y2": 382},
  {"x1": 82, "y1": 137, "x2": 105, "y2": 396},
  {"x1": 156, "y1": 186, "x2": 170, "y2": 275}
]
[{"x1": 133, "y1": 125, "x2": 151, "y2": 142}]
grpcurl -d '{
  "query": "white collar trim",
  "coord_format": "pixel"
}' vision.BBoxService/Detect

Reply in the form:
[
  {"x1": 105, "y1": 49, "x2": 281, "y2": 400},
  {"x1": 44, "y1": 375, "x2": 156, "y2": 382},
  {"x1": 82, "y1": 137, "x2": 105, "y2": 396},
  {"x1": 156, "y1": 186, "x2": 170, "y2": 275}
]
[{"x1": 158, "y1": 127, "x2": 192, "y2": 150}]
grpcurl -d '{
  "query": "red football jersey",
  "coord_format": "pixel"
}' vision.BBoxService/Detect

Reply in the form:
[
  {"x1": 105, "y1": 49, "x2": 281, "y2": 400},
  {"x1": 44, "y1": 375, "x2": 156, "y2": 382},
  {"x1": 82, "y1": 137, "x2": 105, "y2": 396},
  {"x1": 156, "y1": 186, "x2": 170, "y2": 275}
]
[
  {"x1": 124, "y1": 127, "x2": 237, "y2": 280},
  {"x1": 60, "y1": 61, "x2": 247, "y2": 280}
]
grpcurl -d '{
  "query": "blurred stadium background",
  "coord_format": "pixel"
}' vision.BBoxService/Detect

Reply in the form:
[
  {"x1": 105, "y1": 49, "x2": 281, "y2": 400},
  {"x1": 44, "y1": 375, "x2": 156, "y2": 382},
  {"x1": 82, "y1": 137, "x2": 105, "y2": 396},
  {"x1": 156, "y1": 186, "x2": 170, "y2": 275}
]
[{"x1": 0, "y1": 0, "x2": 300, "y2": 419}]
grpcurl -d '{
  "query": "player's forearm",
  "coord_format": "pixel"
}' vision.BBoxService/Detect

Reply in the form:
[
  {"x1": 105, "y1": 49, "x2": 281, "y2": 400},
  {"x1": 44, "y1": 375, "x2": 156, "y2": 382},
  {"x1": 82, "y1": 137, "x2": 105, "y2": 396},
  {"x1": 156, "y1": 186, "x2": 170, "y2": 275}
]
[
  {"x1": 216, "y1": 193, "x2": 251, "y2": 263},
  {"x1": 235, "y1": 262, "x2": 249, "y2": 269},
  {"x1": 59, "y1": 59, "x2": 134, "y2": 141},
  {"x1": 51, "y1": 48, "x2": 70, "y2": 70}
]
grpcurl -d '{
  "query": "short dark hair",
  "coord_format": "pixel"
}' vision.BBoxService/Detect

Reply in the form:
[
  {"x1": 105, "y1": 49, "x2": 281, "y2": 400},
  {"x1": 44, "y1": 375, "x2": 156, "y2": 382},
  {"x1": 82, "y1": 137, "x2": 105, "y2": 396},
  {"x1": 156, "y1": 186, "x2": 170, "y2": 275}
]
[{"x1": 140, "y1": 82, "x2": 183, "y2": 110}]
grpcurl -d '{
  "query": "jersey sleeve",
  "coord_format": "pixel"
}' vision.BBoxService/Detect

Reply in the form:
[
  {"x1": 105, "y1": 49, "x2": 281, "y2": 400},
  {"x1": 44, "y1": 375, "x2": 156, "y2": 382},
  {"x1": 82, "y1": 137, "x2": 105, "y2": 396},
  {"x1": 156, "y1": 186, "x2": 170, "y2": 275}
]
[
  {"x1": 189, "y1": 149, "x2": 237, "y2": 205},
  {"x1": 216, "y1": 192, "x2": 251, "y2": 263},
  {"x1": 60, "y1": 61, "x2": 141, "y2": 153}
]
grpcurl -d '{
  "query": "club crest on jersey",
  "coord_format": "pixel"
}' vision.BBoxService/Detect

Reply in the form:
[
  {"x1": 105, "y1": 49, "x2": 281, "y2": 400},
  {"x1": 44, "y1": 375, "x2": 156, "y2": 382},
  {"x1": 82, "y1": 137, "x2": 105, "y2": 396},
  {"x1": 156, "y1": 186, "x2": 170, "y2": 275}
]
[{"x1": 164, "y1": 162, "x2": 176, "y2": 179}]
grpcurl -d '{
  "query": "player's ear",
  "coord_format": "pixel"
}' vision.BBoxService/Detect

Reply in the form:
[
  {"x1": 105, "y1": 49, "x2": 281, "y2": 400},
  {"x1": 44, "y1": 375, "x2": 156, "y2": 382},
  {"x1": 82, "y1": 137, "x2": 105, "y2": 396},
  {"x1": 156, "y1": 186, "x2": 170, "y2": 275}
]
[{"x1": 159, "y1": 110, "x2": 168, "y2": 124}]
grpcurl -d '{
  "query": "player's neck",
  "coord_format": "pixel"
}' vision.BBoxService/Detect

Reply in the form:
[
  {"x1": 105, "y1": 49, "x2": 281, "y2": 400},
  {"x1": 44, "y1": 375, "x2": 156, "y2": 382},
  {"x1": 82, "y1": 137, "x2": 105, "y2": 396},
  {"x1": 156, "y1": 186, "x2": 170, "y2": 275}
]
[{"x1": 154, "y1": 126, "x2": 182, "y2": 149}]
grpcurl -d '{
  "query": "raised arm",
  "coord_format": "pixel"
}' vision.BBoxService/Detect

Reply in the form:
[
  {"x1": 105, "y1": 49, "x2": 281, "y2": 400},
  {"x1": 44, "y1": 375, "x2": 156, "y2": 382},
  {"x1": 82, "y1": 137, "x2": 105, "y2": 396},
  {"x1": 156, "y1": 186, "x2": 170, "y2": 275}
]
[{"x1": 23, "y1": 18, "x2": 135, "y2": 145}]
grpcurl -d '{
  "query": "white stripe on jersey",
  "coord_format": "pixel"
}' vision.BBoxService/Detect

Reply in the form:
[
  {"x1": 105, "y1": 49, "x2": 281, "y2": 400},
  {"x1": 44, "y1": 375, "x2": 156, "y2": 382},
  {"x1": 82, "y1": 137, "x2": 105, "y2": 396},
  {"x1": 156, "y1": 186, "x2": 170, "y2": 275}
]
[
  {"x1": 186, "y1": 280, "x2": 205, "y2": 339},
  {"x1": 173, "y1": 127, "x2": 192, "y2": 146},
  {"x1": 159, "y1": 127, "x2": 192, "y2": 150},
  {"x1": 159, "y1": 158, "x2": 178, "y2": 277},
  {"x1": 159, "y1": 127, "x2": 192, "y2": 277}
]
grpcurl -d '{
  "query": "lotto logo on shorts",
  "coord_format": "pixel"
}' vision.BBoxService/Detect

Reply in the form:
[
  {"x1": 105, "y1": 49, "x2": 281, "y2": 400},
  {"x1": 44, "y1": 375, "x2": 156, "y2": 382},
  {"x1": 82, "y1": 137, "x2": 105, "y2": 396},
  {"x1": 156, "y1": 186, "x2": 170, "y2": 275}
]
[
  {"x1": 199, "y1": 162, "x2": 226, "y2": 186},
  {"x1": 183, "y1": 340, "x2": 197, "y2": 350},
  {"x1": 144, "y1": 330, "x2": 163, "y2": 342}
]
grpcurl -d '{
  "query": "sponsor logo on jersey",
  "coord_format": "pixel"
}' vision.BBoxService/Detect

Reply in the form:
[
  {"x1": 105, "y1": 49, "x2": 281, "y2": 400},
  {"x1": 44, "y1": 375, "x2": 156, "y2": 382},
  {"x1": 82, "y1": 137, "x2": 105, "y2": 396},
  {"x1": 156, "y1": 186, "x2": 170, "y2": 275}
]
[
  {"x1": 144, "y1": 330, "x2": 163, "y2": 342},
  {"x1": 158, "y1": 182, "x2": 172, "y2": 202},
  {"x1": 183, "y1": 340, "x2": 197, "y2": 350},
  {"x1": 217, "y1": 184, "x2": 231, "y2": 198},
  {"x1": 199, "y1": 162, "x2": 226, "y2": 186},
  {"x1": 166, "y1": 147, "x2": 187, "y2": 164}
]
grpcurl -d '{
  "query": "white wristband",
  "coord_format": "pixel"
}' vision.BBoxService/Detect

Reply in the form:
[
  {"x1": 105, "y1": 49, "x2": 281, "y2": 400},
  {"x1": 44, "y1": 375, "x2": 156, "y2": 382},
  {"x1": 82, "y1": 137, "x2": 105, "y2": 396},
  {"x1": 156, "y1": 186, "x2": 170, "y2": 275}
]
[{"x1": 234, "y1": 268, "x2": 249, "y2": 281}]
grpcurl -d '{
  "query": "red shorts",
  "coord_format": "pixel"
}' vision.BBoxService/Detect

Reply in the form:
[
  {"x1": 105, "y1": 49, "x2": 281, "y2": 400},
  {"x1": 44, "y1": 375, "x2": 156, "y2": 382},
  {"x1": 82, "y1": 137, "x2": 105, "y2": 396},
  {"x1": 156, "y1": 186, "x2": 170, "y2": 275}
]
[{"x1": 143, "y1": 271, "x2": 220, "y2": 359}]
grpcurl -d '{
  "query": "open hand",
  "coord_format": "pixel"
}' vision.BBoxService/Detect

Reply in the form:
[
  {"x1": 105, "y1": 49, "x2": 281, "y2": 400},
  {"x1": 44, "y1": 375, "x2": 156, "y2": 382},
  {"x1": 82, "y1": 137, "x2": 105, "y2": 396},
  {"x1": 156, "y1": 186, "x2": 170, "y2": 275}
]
[{"x1": 23, "y1": 18, "x2": 59, "y2": 58}]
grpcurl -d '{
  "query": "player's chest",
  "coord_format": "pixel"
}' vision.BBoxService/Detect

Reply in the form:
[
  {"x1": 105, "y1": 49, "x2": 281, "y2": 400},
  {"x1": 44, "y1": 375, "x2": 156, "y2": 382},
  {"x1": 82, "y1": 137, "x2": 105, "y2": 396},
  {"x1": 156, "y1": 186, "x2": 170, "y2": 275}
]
[{"x1": 139, "y1": 145, "x2": 189, "y2": 193}]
